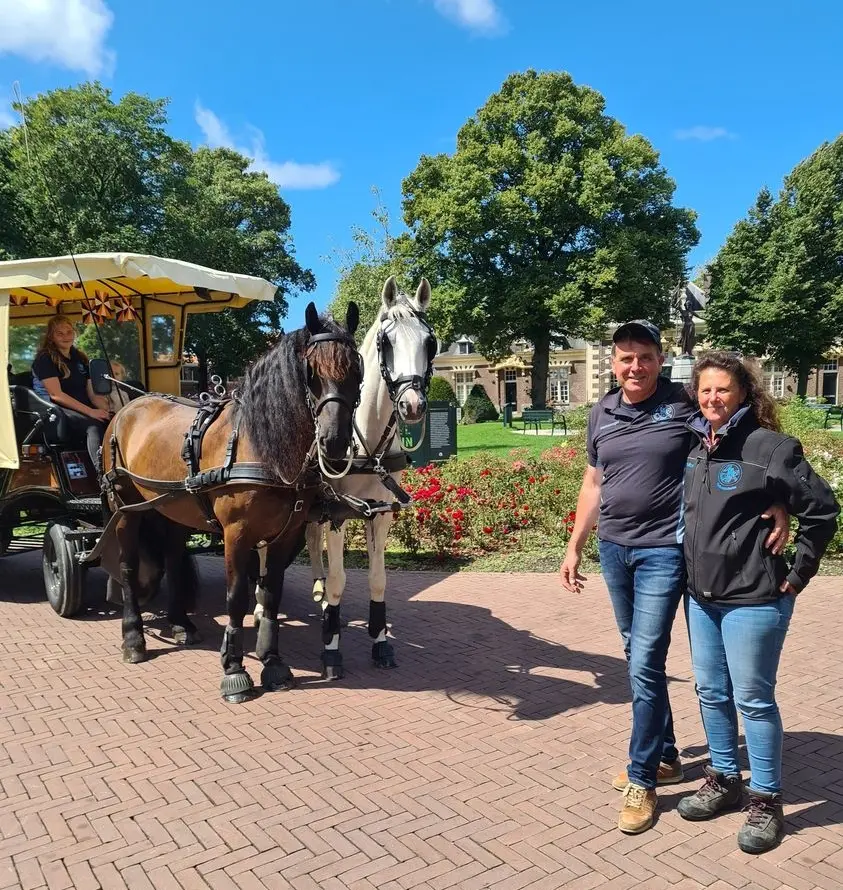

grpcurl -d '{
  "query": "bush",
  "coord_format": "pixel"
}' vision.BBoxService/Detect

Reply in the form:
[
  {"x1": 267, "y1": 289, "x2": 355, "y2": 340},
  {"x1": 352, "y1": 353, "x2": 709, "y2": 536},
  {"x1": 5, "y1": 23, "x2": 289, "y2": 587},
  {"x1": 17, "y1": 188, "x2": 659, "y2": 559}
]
[
  {"x1": 428, "y1": 375, "x2": 457, "y2": 403},
  {"x1": 390, "y1": 436, "x2": 596, "y2": 559},
  {"x1": 778, "y1": 398, "x2": 828, "y2": 438},
  {"x1": 461, "y1": 383, "x2": 499, "y2": 424}
]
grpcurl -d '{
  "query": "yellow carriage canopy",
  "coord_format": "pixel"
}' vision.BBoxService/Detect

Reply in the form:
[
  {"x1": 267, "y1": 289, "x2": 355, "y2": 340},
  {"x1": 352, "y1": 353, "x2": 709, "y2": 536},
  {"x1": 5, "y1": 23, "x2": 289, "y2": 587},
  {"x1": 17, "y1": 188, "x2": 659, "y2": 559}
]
[
  {"x1": 1, "y1": 253, "x2": 278, "y2": 471},
  {"x1": 0, "y1": 252, "x2": 277, "y2": 310}
]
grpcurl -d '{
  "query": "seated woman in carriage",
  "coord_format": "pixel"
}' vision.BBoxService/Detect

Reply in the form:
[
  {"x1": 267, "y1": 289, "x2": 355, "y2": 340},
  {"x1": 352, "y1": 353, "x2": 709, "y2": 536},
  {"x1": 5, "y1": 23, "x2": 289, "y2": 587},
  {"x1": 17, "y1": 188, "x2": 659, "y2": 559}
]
[{"x1": 31, "y1": 314, "x2": 111, "y2": 470}]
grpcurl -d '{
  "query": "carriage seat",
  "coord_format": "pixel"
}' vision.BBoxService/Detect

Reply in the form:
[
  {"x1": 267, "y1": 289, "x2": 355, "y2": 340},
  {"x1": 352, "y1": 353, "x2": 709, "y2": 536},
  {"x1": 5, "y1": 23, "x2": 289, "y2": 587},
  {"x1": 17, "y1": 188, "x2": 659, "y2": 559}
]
[{"x1": 10, "y1": 384, "x2": 72, "y2": 447}]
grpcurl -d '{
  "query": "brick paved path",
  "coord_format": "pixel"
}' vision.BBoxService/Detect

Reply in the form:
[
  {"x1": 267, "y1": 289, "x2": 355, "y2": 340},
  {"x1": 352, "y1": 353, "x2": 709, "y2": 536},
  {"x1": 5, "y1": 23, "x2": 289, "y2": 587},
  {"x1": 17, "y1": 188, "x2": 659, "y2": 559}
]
[{"x1": 1, "y1": 551, "x2": 841, "y2": 889}]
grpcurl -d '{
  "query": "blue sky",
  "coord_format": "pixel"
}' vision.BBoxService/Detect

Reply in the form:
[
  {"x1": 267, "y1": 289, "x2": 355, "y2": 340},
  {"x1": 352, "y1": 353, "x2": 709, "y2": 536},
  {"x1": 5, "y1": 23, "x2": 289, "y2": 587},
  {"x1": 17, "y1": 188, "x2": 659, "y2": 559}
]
[{"x1": 2, "y1": 0, "x2": 842, "y2": 327}]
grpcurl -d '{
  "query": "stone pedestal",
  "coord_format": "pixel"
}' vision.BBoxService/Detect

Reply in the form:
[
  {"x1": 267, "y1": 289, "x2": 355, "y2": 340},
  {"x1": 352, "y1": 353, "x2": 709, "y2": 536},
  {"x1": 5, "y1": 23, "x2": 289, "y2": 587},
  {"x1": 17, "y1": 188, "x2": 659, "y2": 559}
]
[{"x1": 671, "y1": 354, "x2": 696, "y2": 385}]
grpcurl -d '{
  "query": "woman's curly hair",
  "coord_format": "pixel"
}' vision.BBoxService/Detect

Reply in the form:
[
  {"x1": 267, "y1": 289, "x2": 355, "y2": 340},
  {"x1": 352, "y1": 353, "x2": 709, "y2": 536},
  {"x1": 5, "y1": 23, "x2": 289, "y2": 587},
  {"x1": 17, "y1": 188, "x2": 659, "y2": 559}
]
[{"x1": 691, "y1": 351, "x2": 782, "y2": 432}]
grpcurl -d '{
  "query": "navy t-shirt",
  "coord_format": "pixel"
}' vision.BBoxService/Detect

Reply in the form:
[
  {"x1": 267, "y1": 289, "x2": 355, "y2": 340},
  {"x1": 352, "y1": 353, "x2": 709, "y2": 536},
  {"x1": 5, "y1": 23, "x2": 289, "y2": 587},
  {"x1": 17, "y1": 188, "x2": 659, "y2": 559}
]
[
  {"x1": 32, "y1": 346, "x2": 92, "y2": 408},
  {"x1": 586, "y1": 378, "x2": 695, "y2": 547}
]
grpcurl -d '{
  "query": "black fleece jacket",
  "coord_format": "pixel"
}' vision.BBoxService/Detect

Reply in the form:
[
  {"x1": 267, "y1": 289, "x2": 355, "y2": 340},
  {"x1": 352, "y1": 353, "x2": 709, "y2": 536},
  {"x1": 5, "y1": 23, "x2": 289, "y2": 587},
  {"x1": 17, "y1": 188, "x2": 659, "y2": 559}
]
[{"x1": 683, "y1": 407, "x2": 840, "y2": 604}]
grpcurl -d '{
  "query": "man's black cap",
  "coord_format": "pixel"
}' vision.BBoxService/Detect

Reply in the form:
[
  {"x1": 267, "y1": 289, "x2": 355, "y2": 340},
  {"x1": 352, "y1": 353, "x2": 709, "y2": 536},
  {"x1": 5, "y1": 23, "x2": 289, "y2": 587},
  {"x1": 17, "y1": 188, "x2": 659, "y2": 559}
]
[{"x1": 612, "y1": 320, "x2": 662, "y2": 350}]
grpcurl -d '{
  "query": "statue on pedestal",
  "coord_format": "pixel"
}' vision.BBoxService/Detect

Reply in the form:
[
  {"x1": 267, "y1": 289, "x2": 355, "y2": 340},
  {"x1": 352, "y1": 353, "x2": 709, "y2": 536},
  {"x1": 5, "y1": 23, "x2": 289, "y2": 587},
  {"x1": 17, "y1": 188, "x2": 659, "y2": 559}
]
[{"x1": 677, "y1": 291, "x2": 697, "y2": 357}]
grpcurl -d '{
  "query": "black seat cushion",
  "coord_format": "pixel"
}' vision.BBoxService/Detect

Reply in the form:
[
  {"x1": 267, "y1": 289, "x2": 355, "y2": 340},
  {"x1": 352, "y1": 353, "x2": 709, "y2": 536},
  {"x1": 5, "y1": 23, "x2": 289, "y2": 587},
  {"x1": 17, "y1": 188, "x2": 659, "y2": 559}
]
[{"x1": 11, "y1": 385, "x2": 71, "y2": 446}]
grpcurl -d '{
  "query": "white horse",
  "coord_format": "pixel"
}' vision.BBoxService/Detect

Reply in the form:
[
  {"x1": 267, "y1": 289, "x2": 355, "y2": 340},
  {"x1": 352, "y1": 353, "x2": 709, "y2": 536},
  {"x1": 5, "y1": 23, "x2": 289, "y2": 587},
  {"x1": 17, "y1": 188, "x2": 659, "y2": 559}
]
[{"x1": 299, "y1": 276, "x2": 435, "y2": 679}]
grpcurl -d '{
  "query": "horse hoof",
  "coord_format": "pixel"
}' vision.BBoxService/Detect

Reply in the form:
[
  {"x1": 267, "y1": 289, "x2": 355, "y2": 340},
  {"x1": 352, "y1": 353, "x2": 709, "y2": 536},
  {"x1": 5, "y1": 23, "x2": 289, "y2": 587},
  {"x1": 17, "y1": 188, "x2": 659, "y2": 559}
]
[
  {"x1": 321, "y1": 652, "x2": 344, "y2": 681},
  {"x1": 261, "y1": 663, "x2": 295, "y2": 692},
  {"x1": 172, "y1": 626, "x2": 203, "y2": 646},
  {"x1": 122, "y1": 646, "x2": 147, "y2": 664},
  {"x1": 372, "y1": 642, "x2": 397, "y2": 669},
  {"x1": 321, "y1": 663, "x2": 344, "y2": 681},
  {"x1": 220, "y1": 671, "x2": 253, "y2": 703}
]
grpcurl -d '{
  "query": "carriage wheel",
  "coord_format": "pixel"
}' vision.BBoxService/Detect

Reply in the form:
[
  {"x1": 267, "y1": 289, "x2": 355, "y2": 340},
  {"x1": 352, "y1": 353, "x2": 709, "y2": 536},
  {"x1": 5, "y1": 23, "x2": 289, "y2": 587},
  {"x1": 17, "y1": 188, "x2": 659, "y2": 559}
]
[{"x1": 43, "y1": 521, "x2": 86, "y2": 618}]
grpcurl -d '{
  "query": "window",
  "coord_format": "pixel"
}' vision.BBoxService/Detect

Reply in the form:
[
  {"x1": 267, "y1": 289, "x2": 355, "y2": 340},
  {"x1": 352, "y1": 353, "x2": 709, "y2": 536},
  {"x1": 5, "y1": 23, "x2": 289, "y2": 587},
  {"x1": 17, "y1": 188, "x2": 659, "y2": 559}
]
[
  {"x1": 458, "y1": 339, "x2": 474, "y2": 355},
  {"x1": 504, "y1": 369, "x2": 517, "y2": 383},
  {"x1": 150, "y1": 313, "x2": 176, "y2": 363},
  {"x1": 548, "y1": 368, "x2": 570, "y2": 405},
  {"x1": 454, "y1": 371, "x2": 473, "y2": 405},
  {"x1": 762, "y1": 362, "x2": 785, "y2": 398},
  {"x1": 820, "y1": 360, "x2": 838, "y2": 372}
]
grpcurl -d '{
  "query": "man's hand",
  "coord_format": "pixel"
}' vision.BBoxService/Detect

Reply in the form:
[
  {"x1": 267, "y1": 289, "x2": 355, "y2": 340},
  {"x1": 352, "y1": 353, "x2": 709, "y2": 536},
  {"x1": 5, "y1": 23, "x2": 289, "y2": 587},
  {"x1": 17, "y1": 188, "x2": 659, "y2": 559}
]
[
  {"x1": 762, "y1": 503, "x2": 790, "y2": 555},
  {"x1": 780, "y1": 580, "x2": 798, "y2": 595},
  {"x1": 560, "y1": 550, "x2": 586, "y2": 593},
  {"x1": 87, "y1": 407, "x2": 111, "y2": 422}
]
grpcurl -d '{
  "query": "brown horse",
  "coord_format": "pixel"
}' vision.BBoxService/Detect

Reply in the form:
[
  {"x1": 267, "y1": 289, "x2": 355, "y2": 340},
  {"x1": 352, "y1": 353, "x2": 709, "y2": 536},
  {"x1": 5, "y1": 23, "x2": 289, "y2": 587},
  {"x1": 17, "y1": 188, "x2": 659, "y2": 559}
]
[{"x1": 101, "y1": 302, "x2": 362, "y2": 703}]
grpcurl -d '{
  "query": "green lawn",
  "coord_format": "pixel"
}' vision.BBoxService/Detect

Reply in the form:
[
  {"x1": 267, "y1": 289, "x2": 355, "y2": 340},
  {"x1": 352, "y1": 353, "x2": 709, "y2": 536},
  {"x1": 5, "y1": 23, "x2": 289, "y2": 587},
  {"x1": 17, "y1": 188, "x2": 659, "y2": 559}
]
[{"x1": 456, "y1": 421, "x2": 573, "y2": 459}]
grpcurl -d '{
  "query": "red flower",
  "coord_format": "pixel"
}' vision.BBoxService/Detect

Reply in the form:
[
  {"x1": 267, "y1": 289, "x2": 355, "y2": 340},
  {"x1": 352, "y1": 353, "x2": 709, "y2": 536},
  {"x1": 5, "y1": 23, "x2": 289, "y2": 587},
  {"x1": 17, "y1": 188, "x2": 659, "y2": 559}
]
[
  {"x1": 454, "y1": 531, "x2": 462, "y2": 541},
  {"x1": 521, "y1": 518, "x2": 529, "y2": 525},
  {"x1": 528, "y1": 476, "x2": 536, "y2": 484},
  {"x1": 554, "y1": 489, "x2": 561, "y2": 495},
  {"x1": 452, "y1": 509, "x2": 464, "y2": 521},
  {"x1": 483, "y1": 526, "x2": 493, "y2": 534}
]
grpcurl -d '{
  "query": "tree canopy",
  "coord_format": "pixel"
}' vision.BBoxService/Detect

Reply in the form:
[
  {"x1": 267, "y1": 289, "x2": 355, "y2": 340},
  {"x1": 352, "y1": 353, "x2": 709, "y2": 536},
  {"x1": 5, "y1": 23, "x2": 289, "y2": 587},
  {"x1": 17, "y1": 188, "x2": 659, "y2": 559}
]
[
  {"x1": 706, "y1": 136, "x2": 843, "y2": 395},
  {"x1": 401, "y1": 70, "x2": 699, "y2": 406},
  {"x1": 0, "y1": 82, "x2": 313, "y2": 388}
]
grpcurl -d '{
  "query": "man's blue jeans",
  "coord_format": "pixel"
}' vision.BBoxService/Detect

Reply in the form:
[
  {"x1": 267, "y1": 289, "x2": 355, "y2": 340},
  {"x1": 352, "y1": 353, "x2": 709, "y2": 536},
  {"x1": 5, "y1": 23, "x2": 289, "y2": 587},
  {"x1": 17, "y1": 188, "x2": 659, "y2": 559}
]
[
  {"x1": 598, "y1": 541, "x2": 685, "y2": 789},
  {"x1": 687, "y1": 595, "x2": 794, "y2": 794}
]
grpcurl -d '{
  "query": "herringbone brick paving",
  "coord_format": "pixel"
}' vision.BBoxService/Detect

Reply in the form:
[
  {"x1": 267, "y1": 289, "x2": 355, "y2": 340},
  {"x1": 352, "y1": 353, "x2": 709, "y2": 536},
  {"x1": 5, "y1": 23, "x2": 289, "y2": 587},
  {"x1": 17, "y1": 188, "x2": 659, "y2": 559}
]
[{"x1": 0, "y1": 551, "x2": 841, "y2": 889}]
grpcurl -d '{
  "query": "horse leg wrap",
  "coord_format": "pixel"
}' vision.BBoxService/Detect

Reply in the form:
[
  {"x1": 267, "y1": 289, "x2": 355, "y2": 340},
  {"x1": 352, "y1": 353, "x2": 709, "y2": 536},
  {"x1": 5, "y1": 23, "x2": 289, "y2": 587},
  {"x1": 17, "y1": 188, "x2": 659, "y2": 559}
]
[
  {"x1": 322, "y1": 603, "x2": 342, "y2": 646},
  {"x1": 256, "y1": 616, "x2": 279, "y2": 663},
  {"x1": 369, "y1": 601, "x2": 396, "y2": 668},
  {"x1": 312, "y1": 577, "x2": 326, "y2": 603},
  {"x1": 220, "y1": 626, "x2": 249, "y2": 676},
  {"x1": 368, "y1": 601, "x2": 387, "y2": 639}
]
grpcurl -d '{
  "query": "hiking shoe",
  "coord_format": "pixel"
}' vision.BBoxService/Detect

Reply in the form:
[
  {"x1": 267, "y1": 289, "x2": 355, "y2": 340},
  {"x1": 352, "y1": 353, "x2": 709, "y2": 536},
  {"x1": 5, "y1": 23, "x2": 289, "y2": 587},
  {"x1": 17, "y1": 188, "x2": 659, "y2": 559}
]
[
  {"x1": 612, "y1": 758, "x2": 684, "y2": 791},
  {"x1": 677, "y1": 765, "x2": 743, "y2": 820},
  {"x1": 618, "y1": 783, "x2": 657, "y2": 834},
  {"x1": 737, "y1": 791, "x2": 785, "y2": 854}
]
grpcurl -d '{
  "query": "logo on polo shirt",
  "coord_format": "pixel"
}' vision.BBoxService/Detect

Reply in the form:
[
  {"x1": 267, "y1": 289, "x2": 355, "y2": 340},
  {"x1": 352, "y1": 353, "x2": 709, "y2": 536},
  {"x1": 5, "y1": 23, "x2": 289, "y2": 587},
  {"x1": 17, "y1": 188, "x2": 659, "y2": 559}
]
[
  {"x1": 651, "y1": 403, "x2": 675, "y2": 422},
  {"x1": 716, "y1": 463, "x2": 743, "y2": 491}
]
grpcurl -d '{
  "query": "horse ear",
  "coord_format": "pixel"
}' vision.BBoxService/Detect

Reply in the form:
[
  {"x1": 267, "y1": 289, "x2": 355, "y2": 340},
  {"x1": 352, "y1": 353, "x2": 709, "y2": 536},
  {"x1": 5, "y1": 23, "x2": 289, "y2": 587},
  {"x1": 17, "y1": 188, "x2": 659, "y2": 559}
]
[
  {"x1": 381, "y1": 276, "x2": 398, "y2": 310},
  {"x1": 345, "y1": 301, "x2": 360, "y2": 337},
  {"x1": 305, "y1": 302, "x2": 320, "y2": 335},
  {"x1": 414, "y1": 278, "x2": 431, "y2": 312}
]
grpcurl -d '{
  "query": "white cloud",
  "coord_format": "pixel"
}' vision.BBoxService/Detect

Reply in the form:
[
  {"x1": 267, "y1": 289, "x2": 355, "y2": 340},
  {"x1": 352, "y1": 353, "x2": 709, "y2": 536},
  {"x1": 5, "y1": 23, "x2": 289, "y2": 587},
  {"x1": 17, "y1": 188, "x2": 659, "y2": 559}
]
[
  {"x1": 432, "y1": 0, "x2": 506, "y2": 35},
  {"x1": 0, "y1": 0, "x2": 115, "y2": 76},
  {"x1": 194, "y1": 103, "x2": 340, "y2": 190},
  {"x1": 674, "y1": 125, "x2": 736, "y2": 142}
]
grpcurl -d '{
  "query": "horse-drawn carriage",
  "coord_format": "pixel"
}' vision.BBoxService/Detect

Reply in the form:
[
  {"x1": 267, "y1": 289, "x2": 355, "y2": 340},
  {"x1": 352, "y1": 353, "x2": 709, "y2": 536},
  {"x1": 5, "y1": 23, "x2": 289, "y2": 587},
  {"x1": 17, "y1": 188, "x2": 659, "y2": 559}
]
[
  {"x1": 2, "y1": 252, "x2": 437, "y2": 701},
  {"x1": 0, "y1": 252, "x2": 278, "y2": 615}
]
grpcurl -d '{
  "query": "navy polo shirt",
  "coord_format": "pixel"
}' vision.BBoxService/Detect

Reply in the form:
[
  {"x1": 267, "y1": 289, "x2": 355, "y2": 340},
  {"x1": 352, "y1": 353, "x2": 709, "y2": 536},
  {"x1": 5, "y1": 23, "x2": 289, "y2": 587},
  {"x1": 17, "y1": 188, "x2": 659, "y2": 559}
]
[{"x1": 586, "y1": 378, "x2": 695, "y2": 547}]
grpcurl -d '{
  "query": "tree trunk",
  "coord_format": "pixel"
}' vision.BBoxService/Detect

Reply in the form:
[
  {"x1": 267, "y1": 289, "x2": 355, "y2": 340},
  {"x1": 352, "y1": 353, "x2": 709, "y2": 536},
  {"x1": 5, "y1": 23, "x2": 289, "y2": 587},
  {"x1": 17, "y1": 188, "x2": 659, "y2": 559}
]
[
  {"x1": 197, "y1": 350, "x2": 209, "y2": 395},
  {"x1": 529, "y1": 329, "x2": 552, "y2": 409},
  {"x1": 796, "y1": 359, "x2": 812, "y2": 399}
]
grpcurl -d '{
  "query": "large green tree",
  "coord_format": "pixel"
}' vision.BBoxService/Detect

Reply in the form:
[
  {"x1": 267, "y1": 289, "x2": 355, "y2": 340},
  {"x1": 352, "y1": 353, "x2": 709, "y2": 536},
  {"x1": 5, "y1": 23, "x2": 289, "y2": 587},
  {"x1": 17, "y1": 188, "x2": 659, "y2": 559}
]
[
  {"x1": 706, "y1": 136, "x2": 843, "y2": 396},
  {"x1": 1, "y1": 83, "x2": 313, "y2": 388},
  {"x1": 402, "y1": 70, "x2": 699, "y2": 407}
]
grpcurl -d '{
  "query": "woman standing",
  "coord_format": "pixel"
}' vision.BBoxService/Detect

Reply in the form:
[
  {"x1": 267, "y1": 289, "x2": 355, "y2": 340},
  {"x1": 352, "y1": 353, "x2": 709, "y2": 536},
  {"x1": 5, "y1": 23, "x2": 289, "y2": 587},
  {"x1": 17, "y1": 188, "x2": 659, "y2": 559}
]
[
  {"x1": 678, "y1": 352, "x2": 839, "y2": 853},
  {"x1": 31, "y1": 315, "x2": 111, "y2": 470}
]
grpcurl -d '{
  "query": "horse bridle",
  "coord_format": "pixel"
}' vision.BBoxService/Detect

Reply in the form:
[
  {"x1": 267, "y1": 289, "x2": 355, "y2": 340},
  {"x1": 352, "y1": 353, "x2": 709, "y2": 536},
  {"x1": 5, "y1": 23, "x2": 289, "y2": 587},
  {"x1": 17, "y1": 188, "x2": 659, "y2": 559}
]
[
  {"x1": 376, "y1": 307, "x2": 437, "y2": 409},
  {"x1": 304, "y1": 331, "x2": 363, "y2": 479}
]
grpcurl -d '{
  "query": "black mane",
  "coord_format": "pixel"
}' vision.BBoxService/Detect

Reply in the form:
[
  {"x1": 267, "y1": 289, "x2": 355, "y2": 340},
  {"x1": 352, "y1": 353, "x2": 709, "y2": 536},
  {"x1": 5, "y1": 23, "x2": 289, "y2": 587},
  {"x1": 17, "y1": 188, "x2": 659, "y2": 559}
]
[{"x1": 236, "y1": 315, "x2": 349, "y2": 482}]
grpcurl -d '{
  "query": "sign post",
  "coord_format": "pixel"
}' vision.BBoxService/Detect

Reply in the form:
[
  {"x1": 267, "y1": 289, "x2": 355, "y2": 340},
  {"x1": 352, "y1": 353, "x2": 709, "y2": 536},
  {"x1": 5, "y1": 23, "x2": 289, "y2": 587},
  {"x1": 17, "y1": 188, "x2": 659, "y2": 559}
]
[{"x1": 403, "y1": 401, "x2": 457, "y2": 467}]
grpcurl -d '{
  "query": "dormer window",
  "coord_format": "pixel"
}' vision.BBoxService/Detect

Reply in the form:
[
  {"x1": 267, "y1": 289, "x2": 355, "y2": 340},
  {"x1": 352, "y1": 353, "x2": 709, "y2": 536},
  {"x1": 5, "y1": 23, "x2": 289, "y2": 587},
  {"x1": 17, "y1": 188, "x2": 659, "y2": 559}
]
[{"x1": 457, "y1": 337, "x2": 474, "y2": 355}]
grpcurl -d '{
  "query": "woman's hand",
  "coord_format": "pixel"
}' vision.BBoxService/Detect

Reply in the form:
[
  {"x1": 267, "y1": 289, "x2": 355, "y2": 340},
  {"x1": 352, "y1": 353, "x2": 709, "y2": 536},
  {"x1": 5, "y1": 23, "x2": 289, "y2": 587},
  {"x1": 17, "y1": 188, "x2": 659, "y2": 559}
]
[{"x1": 762, "y1": 504, "x2": 790, "y2": 555}]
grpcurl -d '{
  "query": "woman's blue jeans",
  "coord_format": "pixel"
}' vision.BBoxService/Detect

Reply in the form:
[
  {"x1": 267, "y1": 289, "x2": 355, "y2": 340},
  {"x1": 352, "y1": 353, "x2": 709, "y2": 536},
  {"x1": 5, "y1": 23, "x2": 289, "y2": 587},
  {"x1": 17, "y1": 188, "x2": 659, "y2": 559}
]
[
  {"x1": 687, "y1": 594, "x2": 794, "y2": 794},
  {"x1": 598, "y1": 541, "x2": 685, "y2": 789}
]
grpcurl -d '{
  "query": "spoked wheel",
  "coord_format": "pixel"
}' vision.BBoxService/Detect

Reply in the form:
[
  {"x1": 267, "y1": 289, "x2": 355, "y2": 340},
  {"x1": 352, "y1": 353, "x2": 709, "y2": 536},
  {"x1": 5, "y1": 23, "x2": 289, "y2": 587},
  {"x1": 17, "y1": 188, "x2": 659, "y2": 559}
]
[{"x1": 43, "y1": 520, "x2": 86, "y2": 617}]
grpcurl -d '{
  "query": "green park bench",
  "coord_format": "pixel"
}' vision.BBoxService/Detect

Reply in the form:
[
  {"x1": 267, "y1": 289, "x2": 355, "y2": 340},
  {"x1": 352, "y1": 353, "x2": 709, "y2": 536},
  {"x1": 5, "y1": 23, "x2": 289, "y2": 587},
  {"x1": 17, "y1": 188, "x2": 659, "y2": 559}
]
[
  {"x1": 824, "y1": 404, "x2": 843, "y2": 431},
  {"x1": 520, "y1": 408, "x2": 567, "y2": 435}
]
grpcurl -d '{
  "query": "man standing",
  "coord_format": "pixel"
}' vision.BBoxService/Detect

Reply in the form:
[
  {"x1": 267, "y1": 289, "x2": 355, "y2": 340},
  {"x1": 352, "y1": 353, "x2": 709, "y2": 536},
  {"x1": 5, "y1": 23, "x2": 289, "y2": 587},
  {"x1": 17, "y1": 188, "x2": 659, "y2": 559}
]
[{"x1": 560, "y1": 321, "x2": 784, "y2": 835}]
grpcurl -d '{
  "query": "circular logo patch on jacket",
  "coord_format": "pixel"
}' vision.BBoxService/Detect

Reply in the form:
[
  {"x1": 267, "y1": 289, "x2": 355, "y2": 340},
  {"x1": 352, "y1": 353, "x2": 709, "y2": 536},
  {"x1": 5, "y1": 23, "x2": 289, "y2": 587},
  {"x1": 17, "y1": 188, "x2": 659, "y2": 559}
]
[
  {"x1": 651, "y1": 403, "x2": 675, "y2": 422},
  {"x1": 716, "y1": 463, "x2": 743, "y2": 491}
]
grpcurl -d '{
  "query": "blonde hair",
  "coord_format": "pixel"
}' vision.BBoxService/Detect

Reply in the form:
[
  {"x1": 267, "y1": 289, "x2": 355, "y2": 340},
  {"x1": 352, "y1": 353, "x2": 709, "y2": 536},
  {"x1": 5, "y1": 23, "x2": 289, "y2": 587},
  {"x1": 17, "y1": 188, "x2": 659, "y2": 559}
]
[{"x1": 36, "y1": 315, "x2": 87, "y2": 379}]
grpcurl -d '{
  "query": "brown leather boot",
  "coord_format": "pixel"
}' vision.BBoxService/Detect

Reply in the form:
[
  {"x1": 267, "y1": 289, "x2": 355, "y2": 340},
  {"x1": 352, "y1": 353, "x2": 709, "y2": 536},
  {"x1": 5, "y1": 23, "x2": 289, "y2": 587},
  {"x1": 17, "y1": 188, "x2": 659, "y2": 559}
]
[
  {"x1": 612, "y1": 758, "x2": 683, "y2": 791},
  {"x1": 618, "y1": 783, "x2": 658, "y2": 834}
]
